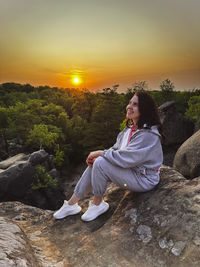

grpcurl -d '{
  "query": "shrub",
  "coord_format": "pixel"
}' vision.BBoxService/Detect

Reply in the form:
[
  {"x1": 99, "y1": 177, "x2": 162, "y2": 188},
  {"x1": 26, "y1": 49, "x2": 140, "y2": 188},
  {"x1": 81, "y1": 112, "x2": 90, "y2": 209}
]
[
  {"x1": 31, "y1": 165, "x2": 58, "y2": 191},
  {"x1": 53, "y1": 144, "x2": 64, "y2": 167},
  {"x1": 185, "y1": 96, "x2": 200, "y2": 128}
]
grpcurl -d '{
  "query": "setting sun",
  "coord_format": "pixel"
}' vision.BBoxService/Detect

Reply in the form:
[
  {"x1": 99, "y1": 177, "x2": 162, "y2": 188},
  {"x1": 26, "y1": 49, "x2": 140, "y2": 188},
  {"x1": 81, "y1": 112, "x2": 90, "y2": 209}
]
[
  {"x1": 72, "y1": 77, "x2": 82, "y2": 86},
  {"x1": 69, "y1": 70, "x2": 84, "y2": 87},
  {"x1": 74, "y1": 77, "x2": 80, "y2": 84}
]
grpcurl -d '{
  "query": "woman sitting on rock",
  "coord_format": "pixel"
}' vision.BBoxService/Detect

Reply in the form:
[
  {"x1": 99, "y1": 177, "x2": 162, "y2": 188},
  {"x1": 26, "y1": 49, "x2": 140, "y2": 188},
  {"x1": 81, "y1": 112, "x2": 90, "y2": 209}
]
[{"x1": 53, "y1": 90, "x2": 164, "y2": 222}]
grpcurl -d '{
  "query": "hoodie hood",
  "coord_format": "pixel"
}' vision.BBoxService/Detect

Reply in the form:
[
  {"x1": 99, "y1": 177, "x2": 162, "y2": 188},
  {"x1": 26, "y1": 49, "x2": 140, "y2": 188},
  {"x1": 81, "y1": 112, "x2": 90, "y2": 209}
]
[{"x1": 146, "y1": 125, "x2": 161, "y2": 137}]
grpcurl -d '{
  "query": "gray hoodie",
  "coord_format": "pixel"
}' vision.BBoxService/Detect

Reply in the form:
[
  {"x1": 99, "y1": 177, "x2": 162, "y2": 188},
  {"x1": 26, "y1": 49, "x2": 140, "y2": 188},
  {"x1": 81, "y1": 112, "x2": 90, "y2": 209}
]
[{"x1": 102, "y1": 125, "x2": 163, "y2": 171}]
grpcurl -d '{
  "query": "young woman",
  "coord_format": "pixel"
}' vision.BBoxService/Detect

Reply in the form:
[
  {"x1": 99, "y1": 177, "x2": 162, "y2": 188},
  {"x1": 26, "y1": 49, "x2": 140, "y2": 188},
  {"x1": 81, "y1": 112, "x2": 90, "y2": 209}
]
[{"x1": 53, "y1": 91, "x2": 164, "y2": 222}]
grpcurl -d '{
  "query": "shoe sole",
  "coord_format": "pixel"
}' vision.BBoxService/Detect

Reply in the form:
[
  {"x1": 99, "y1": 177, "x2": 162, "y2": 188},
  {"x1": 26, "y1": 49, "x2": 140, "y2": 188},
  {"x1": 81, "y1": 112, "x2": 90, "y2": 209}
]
[
  {"x1": 81, "y1": 204, "x2": 109, "y2": 222},
  {"x1": 53, "y1": 206, "x2": 82, "y2": 219}
]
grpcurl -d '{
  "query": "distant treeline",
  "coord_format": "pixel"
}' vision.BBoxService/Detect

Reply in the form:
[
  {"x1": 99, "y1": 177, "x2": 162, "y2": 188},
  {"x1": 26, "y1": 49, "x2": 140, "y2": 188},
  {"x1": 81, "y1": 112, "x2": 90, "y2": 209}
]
[{"x1": 0, "y1": 81, "x2": 199, "y2": 168}]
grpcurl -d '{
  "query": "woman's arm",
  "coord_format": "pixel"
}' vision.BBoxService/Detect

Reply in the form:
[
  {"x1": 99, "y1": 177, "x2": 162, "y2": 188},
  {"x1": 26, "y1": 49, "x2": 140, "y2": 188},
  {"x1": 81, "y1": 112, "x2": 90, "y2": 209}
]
[
  {"x1": 86, "y1": 129, "x2": 125, "y2": 167},
  {"x1": 86, "y1": 150, "x2": 103, "y2": 167},
  {"x1": 102, "y1": 131, "x2": 161, "y2": 168}
]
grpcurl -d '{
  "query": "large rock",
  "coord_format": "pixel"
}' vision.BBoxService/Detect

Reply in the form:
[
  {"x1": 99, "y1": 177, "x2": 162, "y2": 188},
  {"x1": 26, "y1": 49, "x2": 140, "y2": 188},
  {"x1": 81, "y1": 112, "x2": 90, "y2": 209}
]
[
  {"x1": 0, "y1": 166, "x2": 200, "y2": 266},
  {"x1": 0, "y1": 150, "x2": 65, "y2": 210},
  {"x1": 159, "y1": 101, "x2": 194, "y2": 146},
  {"x1": 173, "y1": 130, "x2": 200, "y2": 178},
  {"x1": 0, "y1": 161, "x2": 35, "y2": 200},
  {"x1": 0, "y1": 153, "x2": 29, "y2": 169},
  {"x1": 28, "y1": 150, "x2": 49, "y2": 166},
  {"x1": 0, "y1": 216, "x2": 39, "y2": 266}
]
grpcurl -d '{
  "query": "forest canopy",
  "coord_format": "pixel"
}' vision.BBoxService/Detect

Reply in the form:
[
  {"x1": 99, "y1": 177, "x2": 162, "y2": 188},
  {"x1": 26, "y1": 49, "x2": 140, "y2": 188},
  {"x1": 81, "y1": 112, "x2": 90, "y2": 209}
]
[{"x1": 0, "y1": 81, "x2": 199, "y2": 168}]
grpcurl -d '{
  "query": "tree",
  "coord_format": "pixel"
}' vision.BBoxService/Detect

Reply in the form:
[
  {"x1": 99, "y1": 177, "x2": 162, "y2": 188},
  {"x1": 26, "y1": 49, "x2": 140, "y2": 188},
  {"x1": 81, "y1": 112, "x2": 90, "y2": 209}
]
[
  {"x1": 0, "y1": 107, "x2": 9, "y2": 153},
  {"x1": 31, "y1": 165, "x2": 58, "y2": 191},
  {"x1": 8, "y1": 101, "x2": 43, "y2": 141},
  {"x1": 26, "y1": 124, "x2": 59, "y2": 150},
  {"x1": 72, "y1": 92, "x2": 96, "y2": 122},
  {"x1": 185, "y1": 96, "x2": 200, "y2": 128},
  {"x1": 102, "y1": 84, "x2": 119, "y2": 95},
  {"x1": 160, "y1": 79, "x2": 174, "y2": 92},
  {"x1": 83, "y1": 93, "x2": 124, "y2": 153},
  {"x1": 128, "y1": 81, "x2": 148, "y2": 92},
  {"x1": 126, "y1": 81, "x2": 148, "y2": 98},
  {"x1": 159, "y1": 79, "x2": 175, "y2": 102},
  {"x1": 69, "y1": 115, "x2": 88, "y2": 163}
]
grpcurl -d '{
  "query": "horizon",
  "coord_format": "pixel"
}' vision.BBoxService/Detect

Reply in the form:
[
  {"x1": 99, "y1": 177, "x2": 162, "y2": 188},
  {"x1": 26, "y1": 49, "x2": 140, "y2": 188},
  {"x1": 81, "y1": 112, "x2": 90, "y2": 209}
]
[
  {"x1": 1, "y1": 0, "x2": 200, "y2": 92},
  {"x1": 2, "y1": 80, "x2": 199, "y2": 93}
]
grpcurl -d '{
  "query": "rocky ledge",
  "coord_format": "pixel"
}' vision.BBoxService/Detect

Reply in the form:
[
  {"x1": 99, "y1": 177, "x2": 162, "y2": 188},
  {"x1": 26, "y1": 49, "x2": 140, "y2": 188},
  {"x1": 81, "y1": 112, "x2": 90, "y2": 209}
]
[{"x1": 0, "y1": 165, "x2": 200, "y2": 267}]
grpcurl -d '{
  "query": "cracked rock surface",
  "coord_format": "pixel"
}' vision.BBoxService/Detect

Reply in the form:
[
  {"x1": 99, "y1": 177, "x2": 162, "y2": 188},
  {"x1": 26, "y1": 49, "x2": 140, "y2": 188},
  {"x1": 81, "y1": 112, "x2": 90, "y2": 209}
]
[{"x1": 0, "y1": 165, "x2": 200, "y2": 266}]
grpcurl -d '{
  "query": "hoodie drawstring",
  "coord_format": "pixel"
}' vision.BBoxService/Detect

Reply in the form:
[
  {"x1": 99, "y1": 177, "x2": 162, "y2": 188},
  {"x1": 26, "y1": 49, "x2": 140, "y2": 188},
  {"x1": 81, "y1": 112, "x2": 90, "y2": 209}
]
[{"x1": 127, "y1": 125, "x2": 138, "y2": 145}]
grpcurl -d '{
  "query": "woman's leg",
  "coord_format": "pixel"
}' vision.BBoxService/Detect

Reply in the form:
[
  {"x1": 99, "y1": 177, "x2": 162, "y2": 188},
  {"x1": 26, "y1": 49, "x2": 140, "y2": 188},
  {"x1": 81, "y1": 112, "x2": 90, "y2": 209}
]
[
  {"x1": 69, "y1": 164, "x2": 102, "y2": 205},
  {"x1": 71, "y1": 166, "x2": 93, "y2": 201},
  {"x1": 90, "y1": 157, "x2": 152, "y2": 198},
  {"x1": 67, "y1": 193, "x2": 80, "y2": 205},
  {"x1": 53, "y1": 166, "x2": 93, "y2": 219},
  {"x1": 91, "y1": 196, "x2": 103, "y2": 205}
]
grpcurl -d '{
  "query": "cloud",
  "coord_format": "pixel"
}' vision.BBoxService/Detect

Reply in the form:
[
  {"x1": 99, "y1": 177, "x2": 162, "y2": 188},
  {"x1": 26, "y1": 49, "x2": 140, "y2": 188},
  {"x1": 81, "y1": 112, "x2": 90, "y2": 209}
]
[{"x1": 59, "y1": 68, "x2": 86, "y2": 78}]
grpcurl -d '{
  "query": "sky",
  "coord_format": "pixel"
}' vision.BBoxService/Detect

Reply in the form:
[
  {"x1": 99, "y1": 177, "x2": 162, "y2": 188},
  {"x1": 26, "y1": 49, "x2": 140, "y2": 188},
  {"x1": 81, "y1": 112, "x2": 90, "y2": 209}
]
[{"x1": 0, "y1": 0, "x2": 200, "y2": 92}]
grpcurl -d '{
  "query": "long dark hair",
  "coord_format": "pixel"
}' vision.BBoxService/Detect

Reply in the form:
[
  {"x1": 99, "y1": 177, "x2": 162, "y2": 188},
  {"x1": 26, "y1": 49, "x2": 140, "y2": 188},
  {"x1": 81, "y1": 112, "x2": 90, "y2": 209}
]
[{"x1": 126, "y1": 90, "x2": 164, "y2": 139}]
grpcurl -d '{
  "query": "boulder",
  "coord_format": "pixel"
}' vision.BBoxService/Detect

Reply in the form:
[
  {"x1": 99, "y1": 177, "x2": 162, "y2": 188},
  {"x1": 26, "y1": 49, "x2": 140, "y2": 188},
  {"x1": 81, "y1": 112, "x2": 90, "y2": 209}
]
[
  {"x1": 0, "y1": 150, "x2": 65, "y2": 210},
  {"x1": 0, "y1": 166, "x2": 200, "y2": 266},
  {"x1": 0, "y1": 153, "x2": 29, "y2": 169},
  {"x1": 0, "y1": 161, "x2": 35, "y2": 200},
  {"x1": 48, "y1": 168, "x2": 60, "y2": 178},
  {"x1": 159, "y1": 101, "x2": 194, "y2": 146},
  {"x1": 0, "y1": 216, "x2": 39, "y2": 266},
  {"x1": 173, "y1": 130, "x2": 200, "y2": 178},
  {"x1": 28, "y1": 150, "x2": 49, "y2": 166}
]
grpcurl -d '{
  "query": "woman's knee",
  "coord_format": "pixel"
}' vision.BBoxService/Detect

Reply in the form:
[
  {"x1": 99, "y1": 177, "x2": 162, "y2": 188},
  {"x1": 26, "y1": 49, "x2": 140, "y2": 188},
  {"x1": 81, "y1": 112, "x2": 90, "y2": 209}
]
[{"x1": 93, "y1": 156, "x2": 107, "y2": 170}]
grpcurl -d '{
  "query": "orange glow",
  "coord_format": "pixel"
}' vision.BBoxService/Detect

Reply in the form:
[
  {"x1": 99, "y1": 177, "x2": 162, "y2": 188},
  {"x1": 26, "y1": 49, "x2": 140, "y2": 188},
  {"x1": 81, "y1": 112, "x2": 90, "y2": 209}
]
[
  {"x1": 70, "y1": 75, "x2": 83, "y2": 87},
  {"x1": 74, "y1": 77, "x2": 80, "y2": 84},
  {"x1": 1, "y1": 1, "x2": 200, "y2": 92}
]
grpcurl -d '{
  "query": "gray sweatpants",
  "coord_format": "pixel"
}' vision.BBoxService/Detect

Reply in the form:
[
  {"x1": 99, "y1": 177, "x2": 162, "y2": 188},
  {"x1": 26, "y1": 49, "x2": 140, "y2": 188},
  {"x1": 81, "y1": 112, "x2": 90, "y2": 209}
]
[{"x1": 74, "y1": 156, "x2": 159, "y2": 199}]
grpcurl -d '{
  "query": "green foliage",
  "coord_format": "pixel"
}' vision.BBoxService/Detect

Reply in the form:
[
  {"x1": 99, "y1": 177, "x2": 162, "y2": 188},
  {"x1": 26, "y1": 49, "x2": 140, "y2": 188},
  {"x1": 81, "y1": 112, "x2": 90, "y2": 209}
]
[
  {"x1": 26, "y1": 124, "x2": 59, "y2": 150},
  {"x1": 0, "y1": 107, "x2": 9, "y2": 152},
  {"x1": 7, "y1": 100, "x2": 44, "y2": 140},
  {"x1": 53, "y1": 144, "x2": 65, "y2": 167},
  {"x1": 82, "y1": 91, "x2": 125, "y2": 153},
  {"x1": 1, "y1": 81, "x2": 200, "y2": 169},
  {"x1": 72, "y1": 91, "x2": 96, "y2": 122},
  {"x1": 31, "y1": 165, "x2": 58, "y2": 190},
  {"x1": 120, "y1": 119, "x2": 127, "y2": 131},
  {"x1": 185, "y1": 96, "x2": 200, "y2": 128},
  {"x1": 69, "y1": 115, "x2": 88, "y2": 162},
  {"x1": 149, "y1": 89, "x2": 200, "y2": 114},
  {"x1": 102, "y1": 84, "x2": 119, "y2": 95},
  {"x1": 56, "y1": 111, "x2": 72, "y2": 137},
  {"x1": 0, "y1": 107, "x2": 9, "y2": 129},
  {"x1": 159, "y1": 79, "x2": 175, "y2": 102}
]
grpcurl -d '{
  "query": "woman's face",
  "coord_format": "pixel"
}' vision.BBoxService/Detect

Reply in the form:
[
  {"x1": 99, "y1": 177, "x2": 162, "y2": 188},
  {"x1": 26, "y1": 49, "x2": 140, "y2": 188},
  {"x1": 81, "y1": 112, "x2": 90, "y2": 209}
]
[{"x1": 126, "y1": 95, "x2": 140, "y2": 124}]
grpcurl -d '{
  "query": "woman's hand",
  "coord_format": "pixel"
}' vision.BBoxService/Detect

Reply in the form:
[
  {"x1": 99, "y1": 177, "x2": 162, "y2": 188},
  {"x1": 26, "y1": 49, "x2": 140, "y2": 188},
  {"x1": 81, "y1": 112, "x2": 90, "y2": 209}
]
[{"x1": 86, "y1": 150, "x2": 103, "y2": 167}]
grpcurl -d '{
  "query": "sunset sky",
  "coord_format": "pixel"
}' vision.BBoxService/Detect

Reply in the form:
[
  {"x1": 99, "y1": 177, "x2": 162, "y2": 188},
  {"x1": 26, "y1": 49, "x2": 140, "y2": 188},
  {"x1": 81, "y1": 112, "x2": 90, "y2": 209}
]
[{"x1": 0, "y1": 0, "x2": 200, "y2": 92}]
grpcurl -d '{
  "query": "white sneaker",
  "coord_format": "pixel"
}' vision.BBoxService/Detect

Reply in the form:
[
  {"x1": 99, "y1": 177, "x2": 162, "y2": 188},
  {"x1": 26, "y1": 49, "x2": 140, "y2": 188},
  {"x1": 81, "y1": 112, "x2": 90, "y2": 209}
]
[
  {"x1": 53, "y1": 200, "x2": 82, "y2": 219},
  {"x1": 81, "y1": 200, "x2": 109, "y2": 222}
]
